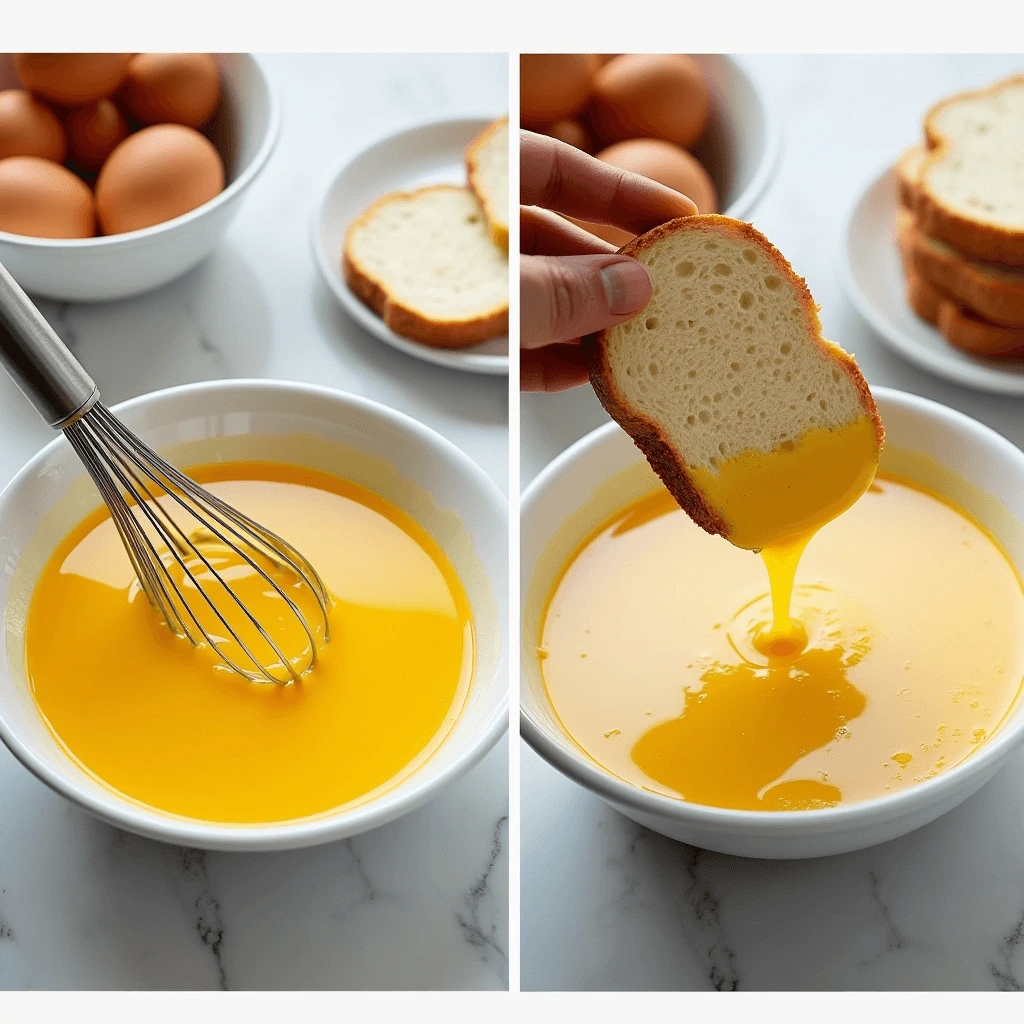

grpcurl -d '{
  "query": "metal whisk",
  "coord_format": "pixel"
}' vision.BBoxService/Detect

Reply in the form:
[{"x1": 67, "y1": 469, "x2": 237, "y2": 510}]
[{"x1": 0, "y1": 262, "x2": 329, "y2": 685}]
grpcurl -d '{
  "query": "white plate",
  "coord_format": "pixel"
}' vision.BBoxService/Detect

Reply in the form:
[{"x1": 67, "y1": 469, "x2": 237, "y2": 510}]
[
  {"x1": 311, "y1": 116, "x2": 509, "y2": 376},
  {"x1": 840, "y1": 164, "x2": 1024, "y2": 395}
]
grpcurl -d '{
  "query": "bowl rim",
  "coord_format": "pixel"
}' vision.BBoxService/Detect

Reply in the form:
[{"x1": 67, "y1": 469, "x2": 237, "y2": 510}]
[
  {"x1": 520, "y1": 385, "x2": 1024, "y2": 835},
  {"x1": 308, "y1": 111, "x2": 511, "y2": 376},
  {"x1": 710, "y1": 54, "x2": 783, "y2": 221},
  {"x1": 0, "y1": 377, "x2": 508, "y2": 851},
  {"x1": 0, "y1": 53, "x2": 281, "y2": 251}
]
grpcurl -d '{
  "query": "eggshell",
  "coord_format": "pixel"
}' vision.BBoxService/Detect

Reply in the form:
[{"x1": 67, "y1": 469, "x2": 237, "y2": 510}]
[
  {"x1": 0, "y1": 89, "x2": 66, "y2": 162},
  {"x1": 95, "y1": 123, "x2": 224, "y2": 235},
  {"x1": 0, "y1": 156, "x2": 94, "y2": 238},
  {"x1": 65, "y1": 99, "x2": 130, "y2": 172},
  {"x1": 521, "y1": 54, "x2": 597, "y2": 128},
  {"x1": 589, "y1": 54, "x2": 710, "y2": 149},
  {"x1": 120, "y1": 53, "x2": 221, "y2": 129},
  {"x1": 13, "y1": 53, "x2": 132, "y2": 106},
  {"x1": 547, "y1": 118, "x2": 593, "y2": 153},
  {"x1": 569, "y1": 138, "x2": 718, "y2": 247}
]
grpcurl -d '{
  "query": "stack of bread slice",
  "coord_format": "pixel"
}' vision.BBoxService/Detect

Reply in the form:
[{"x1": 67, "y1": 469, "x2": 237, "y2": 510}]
[
  {"x1": 895, "y1": 75, "x2": 1024, "y2": 359},
  {"x1": 343, "y1": 116, "x2": 509, "y2": 349}
]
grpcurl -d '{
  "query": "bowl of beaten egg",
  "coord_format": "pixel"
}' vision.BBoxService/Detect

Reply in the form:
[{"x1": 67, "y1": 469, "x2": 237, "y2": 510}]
[
  {"x1": 0, "y1": 54, "x2": 278, "y2": 302},
  {"x1": 0, "y1": 379, "x2": 507, "y2": 850},
  {"x1": 521, "y1": 388, "x2": 1024, "y2": 858}
]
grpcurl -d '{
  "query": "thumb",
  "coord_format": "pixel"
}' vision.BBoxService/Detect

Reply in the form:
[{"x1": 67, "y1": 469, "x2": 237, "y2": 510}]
[{"x1": 520, "y1": 253, "x2": 653, "y2": 348}]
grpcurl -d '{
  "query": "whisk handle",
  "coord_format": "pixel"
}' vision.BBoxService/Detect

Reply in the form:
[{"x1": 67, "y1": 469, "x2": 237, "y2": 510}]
[{"x1": 0, "y1": 261, "x2": 99, "y2": 429}]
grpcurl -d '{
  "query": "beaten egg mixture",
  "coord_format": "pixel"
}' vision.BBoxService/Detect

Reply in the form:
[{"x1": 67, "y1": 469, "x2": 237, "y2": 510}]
[
  {"x1": 25, "y1": 462, "x2": 474, "y2": 823},
  {"x1": 541, "y1": 475, "x2": 1024, "y2": 810}
]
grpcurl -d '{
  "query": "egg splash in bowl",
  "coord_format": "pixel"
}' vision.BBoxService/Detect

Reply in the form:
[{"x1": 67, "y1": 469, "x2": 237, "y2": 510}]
[
  {"x1": 521, "y1": 390, "x2": 1024, "y2": 858},
  {"x1": 0, "y1": 381, "x2": 507, "y2": 850}
]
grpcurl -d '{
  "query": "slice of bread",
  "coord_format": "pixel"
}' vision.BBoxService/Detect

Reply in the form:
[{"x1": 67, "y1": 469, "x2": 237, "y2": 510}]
[
  {"x1": 916, "y1": 75, "x2": 1024, "y2": 264},
  {"x1": 904, "y1": 264, "x2": 1024, "y2": 358},
  {"x1": 466, "y1": 116, "x2": 509, "y2": 250},
  {"x1": 586, "y1": 215, "x2": 883, "y2": 542},
  {"x1": 343, "y1": 185, "x2": 508, "y2": 348},
  {"x1": 896, "y1": 207, "x2": 1024, "y2": 327},
  {"x1": 896, "y1": 144, "x2": 926, "y2": 209}
]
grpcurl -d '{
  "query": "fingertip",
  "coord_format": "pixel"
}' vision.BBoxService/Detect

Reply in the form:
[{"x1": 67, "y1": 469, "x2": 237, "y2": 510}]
[{"x1": 599, "y1": 258, "x2": 653, "y2": 316}]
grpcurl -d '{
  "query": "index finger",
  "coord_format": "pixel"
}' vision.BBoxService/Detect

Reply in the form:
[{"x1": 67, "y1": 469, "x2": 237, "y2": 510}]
[{"x1": 520, "y1": 130, "x2": 698, "y2": 234}]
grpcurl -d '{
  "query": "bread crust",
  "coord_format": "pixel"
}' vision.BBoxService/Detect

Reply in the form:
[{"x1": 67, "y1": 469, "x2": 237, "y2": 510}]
[
  {"x1": 896, "y1": 144, "x2": 925, "y2": 210},
  {"x1": 466, "y1": 116, "x2": 509, "y2": 250},
  {"x1": 585, "y1": 214, "x2": 883, "y2": 542},
  {"x1": 904, "y1": 264, "x2": 1024, "y2": 358},
  {"x1": 898, "y1": 210, "x2": 1024, "y2": 327},
  {"x1": 916, "y1": 74, "x2": 1024, "y2": 264},
  {"x1": 342, "y1": 184, "x2": 508, "y2": 349}
]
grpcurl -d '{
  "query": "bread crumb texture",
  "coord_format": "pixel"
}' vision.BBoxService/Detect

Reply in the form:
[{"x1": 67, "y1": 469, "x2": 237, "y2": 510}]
[
  {"x1": 346, "y1": 186, "x2": 508, "y2": 319},
  {"x1": 926, "y1": 78, "x2": 1024, "y2": 228},
  {"x1": 602, "y1": 225, "x2": 865, "y2": 471}
]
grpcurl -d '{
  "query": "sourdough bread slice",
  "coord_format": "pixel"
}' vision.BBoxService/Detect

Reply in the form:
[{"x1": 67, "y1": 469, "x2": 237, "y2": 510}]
[
  {"x1": 343, "y1": 185, "x2": 508, "y2": 348},
  {"x1": 904, "y1": 264, "x2": 1024, "y2": 358},
  {"x1": 586, "y1": 215, "x2": 882, "y2": 541},
  {"x1": 917, "y1": 75, "x2": 1024, "y2": 264},
  {"x1": 898, "y1": 207, "x2": 1024, "y2": 327},
  {"x1": 896, "y1": 144, "x2": 927, "y2": 209},
  {"x1": 466, "y1": 116, "x2": 509, "y2": 250}
]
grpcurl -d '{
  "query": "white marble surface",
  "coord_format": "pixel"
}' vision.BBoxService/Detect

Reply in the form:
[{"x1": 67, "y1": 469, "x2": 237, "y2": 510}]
[
  {"x1": 0, "y1": 53, "x2": 508, "y2": 990},
  {"x1": 521, "y1": 54, "x2": 1024, "y2": 991}
]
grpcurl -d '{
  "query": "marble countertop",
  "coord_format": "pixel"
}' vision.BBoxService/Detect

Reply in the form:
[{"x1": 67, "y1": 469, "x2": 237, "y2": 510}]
[
  {"x1": 521, "y1": 54, "x2": 1024, "y2": 992},
  {"x1": 0, "y1": 53, "x2": 508, "y2": 991}
]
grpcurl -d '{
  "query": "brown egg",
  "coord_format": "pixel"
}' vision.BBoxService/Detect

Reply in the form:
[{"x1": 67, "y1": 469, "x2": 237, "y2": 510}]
[
  {"x1": 589, "y1": 54, "x2": 710, "y2": 149},
  {"x1": 0, "y1": 90, "x2": 66, "y2": 162},
  {"x1": 569, "y1": 138, "x2": 718, "y2": 248},
  {"x1": 521, "y1": 54, "x2": 597, "y2": 128},
  {"x1": 13, "y1": 54, "x2": 132, "y2": 105},
  {"x1": 598, "y1": 139, "x2": 717, "y2": 212},
  {"x1": 120, "y1": 53, "x2": 221, "y2": 129},
  {"x1": 0, "y1": 156, "x2": 94, "y2": 238},
  {"x1": 95, "y1": 124, "x2": 224, "y2": 235},
  {"x1": 65, "y1": 99, "x2": 130, "y2": 172},
  {"x1": 547, "y1": 118, "x2": 593, "y2": 153}
]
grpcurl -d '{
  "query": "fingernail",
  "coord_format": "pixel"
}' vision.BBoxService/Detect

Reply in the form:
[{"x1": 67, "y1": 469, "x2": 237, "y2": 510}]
[{"x1": 600, "y1": 260, "x2": 652, "y2": 316}]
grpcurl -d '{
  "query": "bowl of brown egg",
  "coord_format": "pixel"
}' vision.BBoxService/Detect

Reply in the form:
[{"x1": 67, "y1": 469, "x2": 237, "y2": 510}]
[
  {"x1": 0, "y1": 53, "x2": 279, "y2": 301},
  {"x1": 520, "y1": 54, "x2": 779, "y2": 240}
]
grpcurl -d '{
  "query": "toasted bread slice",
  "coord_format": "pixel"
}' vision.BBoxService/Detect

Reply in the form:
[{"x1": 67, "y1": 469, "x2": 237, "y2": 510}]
[
  {"x1": 904, "y1": 264, "x2": 1024, "y2": 358},
  {"x1": 916, "y1": 75, "x2": 1024, "y2": 264},
  {"x1": 343, "y1": 185, "x2": 508, "y2": 348},
  {"x1": 897, "y1": 207, "x2": 1024, "y2": 327},
  {"x1": 586, "y1": 215, "x2": 883, "y2": 545},
  {"x1": 896, "y1": 144, "x2": 927, "y2": 209},
  {"x1": 466, "y1": 116, "x2": 509, "y2": 250}
]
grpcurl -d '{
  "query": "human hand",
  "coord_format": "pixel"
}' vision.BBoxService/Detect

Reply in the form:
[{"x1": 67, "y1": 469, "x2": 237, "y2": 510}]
[{"x1": 520, "y1": 131, "x2": 697, "y2": 392}]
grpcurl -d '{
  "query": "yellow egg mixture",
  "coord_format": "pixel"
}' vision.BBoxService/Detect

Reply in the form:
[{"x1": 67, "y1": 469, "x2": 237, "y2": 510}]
[
  {"x1": 25, "y1": 462, "x2": 474, "y2": 823},
  {"x1": 541, "y1": 439, "x2": 1024, "y2": 811}
]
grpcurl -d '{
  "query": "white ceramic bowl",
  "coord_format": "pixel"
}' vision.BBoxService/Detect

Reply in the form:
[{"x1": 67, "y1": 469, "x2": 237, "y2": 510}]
[
  {"x1": 0, "y1": 379, "x2": 507, "y2": 851},
  {"x1": 521, "y1": 388, "x2": 1024, "y2": 859},
  {"x1": 0, "y1": 54, "x2": 279, "y2": 302},
  {"x1": 691, "y1": 54, "x2": 781, "y2": 218}
]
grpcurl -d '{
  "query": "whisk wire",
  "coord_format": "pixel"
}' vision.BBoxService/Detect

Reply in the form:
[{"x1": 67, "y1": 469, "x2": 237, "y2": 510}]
[{"x1": 63, "y1": 405, "x2": 330, "y2": 685}]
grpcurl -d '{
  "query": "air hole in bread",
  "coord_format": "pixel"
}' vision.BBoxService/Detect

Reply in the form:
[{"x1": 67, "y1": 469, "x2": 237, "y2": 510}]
[
  {"x1": 739, "y1": 291, "x2": 754, "y2": 309},
  {"x1": 645, "y1": 317, "x2": 659, "y2": 330},
  {"x1": 677, "y1": 261, "x2": 695, "y2": 277},
  {"x1": 780, "y1": 342, "x2": 791, "y2": 354},
  {"x1": 714, "y1": 263, "x2": 733, "y2": 277},
  {"x1": 698, "y1": 410, "x2": 710, "y2": 423},
  {"x1": 765, "y1": 275, "x2": 781, "y2": 290},
  {"x1": 710, "y1": 283, "x2": 724, "y2": 295},
  {"x1": 649, "y1": 362, "x2": 660, "y2": 377},
  {"x1": 742, "y1": 249, "x2": 757, "y2": 263}
]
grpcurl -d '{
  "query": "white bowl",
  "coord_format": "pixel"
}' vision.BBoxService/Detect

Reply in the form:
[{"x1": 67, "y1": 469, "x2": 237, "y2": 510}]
[
  {"x1": 521, "y1": 388, "x2": 1024, "y2": 859},
  {"x1": 312, "y1": 114, "x2": 509, "y2": 377},
  {"x1": 0, "y1": 379, "x2": 508, "y2": 851},
  {"x1": 691, "y1": 54, "x2": 781, "y2": 218},
  {"x1": 0, "y1": 54, "x2": 279, "y2": 302}
]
